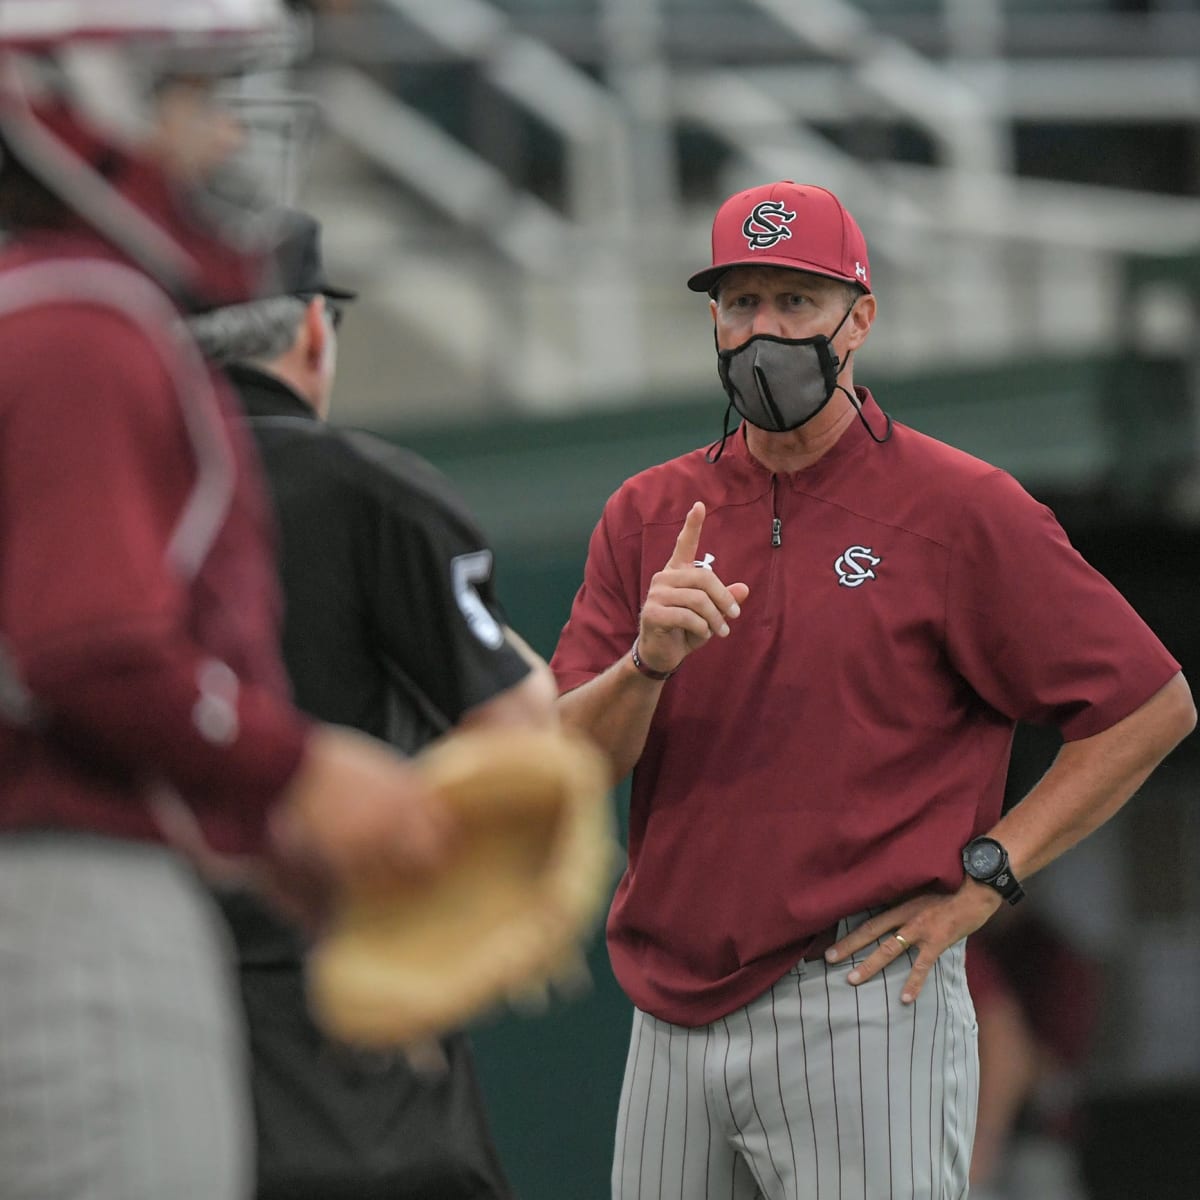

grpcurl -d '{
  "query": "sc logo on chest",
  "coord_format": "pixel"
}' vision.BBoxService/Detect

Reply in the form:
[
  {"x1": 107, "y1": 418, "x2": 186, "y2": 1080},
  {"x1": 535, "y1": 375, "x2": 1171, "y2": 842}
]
[{"x1": 834, "y1": 545, "x2": 881, "y2": 588}]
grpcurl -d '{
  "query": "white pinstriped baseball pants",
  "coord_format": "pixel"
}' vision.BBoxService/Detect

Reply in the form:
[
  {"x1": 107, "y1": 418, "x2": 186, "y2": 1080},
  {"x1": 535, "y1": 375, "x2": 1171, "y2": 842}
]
[
  {"x1": 613, "y1": 918, "x2": 978, "y2": 1200},
  {"x1": 0, "y1": 835, "x2": 252, "y2": 1200}
]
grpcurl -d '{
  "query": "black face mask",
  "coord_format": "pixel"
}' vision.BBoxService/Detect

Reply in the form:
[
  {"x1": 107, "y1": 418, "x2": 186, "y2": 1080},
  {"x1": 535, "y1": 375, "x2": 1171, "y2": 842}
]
[{"x1": 716, "y1": 299, "x2": 857, "y2": 433}]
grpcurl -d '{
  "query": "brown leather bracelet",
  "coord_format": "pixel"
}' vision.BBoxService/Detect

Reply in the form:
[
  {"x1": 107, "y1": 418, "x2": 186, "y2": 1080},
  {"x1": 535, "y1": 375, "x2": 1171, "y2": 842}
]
[{"x1": 631, "y1": 639, "x2": 675, "y2": 681}]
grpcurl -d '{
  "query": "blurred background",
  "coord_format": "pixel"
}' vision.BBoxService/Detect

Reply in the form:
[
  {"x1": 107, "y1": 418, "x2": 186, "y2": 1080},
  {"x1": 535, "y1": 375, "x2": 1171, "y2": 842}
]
[{"x1": 278, "y1": 1, "x2": 1200, "y2": 1196}]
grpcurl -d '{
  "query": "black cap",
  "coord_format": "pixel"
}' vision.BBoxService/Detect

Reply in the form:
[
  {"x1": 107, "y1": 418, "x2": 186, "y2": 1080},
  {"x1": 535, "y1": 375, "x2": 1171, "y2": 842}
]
[{"x1": 267, "y1": 209, "x2": 357, "y2": 303}]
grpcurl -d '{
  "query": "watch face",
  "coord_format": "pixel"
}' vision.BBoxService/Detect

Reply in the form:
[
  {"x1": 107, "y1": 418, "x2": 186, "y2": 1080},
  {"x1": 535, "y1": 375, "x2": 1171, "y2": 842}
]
[{"x1": 966, "y1": 840, "x2": 1003, "y2": 879}]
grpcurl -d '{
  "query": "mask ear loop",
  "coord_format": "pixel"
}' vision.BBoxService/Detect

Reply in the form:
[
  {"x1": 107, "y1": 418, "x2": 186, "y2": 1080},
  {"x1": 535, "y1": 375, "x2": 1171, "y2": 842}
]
[
  {"x1": 705, "y1": 400, "x2": 736, "y2": 463},
  {"x1": 834, "y1": 293, "x2": 893, "y2": 444},
  {"x1": 839, "y1": 377, "x2": 893, "y2": 444},
  {"x1": 707, "y1": 322, "x2": 739, "y2": 462}
]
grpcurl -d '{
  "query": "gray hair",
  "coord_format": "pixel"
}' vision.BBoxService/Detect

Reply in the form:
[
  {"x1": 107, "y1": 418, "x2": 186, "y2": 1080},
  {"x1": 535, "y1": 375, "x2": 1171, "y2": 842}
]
[{"x1": 187, "y1": 295, "x2": 309, "y2": 366}]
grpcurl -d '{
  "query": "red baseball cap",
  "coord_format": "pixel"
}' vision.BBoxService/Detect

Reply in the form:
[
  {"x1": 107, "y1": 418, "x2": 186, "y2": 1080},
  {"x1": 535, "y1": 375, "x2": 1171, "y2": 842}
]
[{"x1": 687, "y1": 181, "x2": 871, "y2": 295}]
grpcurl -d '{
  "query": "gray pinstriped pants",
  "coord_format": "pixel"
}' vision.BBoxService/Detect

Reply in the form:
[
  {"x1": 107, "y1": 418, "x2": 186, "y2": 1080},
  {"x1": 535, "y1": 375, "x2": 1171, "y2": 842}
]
[
  {"x1": 613, "y1": 918, "x2": 978, "y2": 1200},
  {"x1": 0, "y1": 835, "x2": 252, "y2": 1200}
]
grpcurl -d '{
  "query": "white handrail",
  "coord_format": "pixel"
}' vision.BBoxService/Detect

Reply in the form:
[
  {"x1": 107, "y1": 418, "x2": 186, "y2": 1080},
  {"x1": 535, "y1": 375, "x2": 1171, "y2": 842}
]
[{"x1": 300, "y1": 0, "x2": 1200, "y2": 422}]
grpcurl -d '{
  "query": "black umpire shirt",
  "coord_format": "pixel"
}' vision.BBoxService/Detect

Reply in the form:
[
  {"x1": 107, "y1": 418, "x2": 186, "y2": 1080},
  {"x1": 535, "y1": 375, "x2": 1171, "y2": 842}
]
[
  {"x1": 233, "y1": 363, "x2": 530, "y2": 755},
  {"x1": 218, "y1": 363, "x2": 527, "y2": 1200}
]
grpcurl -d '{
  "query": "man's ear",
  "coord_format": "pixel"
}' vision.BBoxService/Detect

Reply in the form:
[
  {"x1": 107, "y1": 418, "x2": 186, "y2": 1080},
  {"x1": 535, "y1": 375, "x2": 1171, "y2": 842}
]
[
  {"x1": 302, "y1": 295, "x2": 327, "y2": 368},
  {"x1": 847, "y1": 293, "x2": 877, "y2": 349}
]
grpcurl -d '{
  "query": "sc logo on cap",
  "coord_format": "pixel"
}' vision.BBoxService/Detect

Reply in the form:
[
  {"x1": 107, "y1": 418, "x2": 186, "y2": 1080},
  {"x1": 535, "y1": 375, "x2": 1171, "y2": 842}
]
[{"x1": 743, "y1": 201, "x2": 796, "y2": 250}]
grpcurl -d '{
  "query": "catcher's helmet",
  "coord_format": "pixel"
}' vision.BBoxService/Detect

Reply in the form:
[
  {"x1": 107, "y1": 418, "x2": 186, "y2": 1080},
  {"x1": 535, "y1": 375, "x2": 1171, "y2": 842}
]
[{"x1": 0, "y1": 0, "x2": 304, "y2": 308}]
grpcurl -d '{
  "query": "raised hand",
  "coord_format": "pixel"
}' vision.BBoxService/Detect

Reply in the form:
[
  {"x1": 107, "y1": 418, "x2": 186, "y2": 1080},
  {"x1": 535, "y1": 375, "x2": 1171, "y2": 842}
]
[{"x1": 635, "y1": 501, "x2": 750, "y2": 676}]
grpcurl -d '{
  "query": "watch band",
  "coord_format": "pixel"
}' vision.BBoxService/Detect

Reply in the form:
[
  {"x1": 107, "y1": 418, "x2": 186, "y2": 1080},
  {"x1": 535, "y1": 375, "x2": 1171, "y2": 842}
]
[{"x1": 631, "y1": 639, "x2": 675, "y2": 681}]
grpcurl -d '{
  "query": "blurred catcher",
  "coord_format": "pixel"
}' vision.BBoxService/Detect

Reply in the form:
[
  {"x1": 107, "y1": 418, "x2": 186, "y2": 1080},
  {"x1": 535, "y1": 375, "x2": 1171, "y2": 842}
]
[
  {"x1": 190, "y1": 209, "x2": 615, "y2": 1199},
  {"x1": 0, "y1": 5, "x2": 466, "y2": 1199}
]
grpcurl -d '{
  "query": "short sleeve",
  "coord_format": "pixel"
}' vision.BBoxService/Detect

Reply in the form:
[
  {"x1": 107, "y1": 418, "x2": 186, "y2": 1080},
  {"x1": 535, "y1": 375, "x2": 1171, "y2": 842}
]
[
  {"x1": 360, "y1": 444, "x2": 530, "y2": 724},
  {"x1": 945, "y1": 469, "x2": 1179, "y2": 740}
]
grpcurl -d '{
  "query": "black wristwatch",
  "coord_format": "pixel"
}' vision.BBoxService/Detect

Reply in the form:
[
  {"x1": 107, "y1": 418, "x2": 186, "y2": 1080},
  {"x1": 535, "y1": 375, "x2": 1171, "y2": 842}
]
[{"x1": 961, "y1": 836, "x2": 1025, "y2": 905}]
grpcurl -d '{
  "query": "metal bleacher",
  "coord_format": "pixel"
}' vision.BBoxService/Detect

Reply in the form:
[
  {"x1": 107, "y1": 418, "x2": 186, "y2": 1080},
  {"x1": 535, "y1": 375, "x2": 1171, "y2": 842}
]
[{"x1": 295, "y1": 0, "x2": 1200, "y2": 473}]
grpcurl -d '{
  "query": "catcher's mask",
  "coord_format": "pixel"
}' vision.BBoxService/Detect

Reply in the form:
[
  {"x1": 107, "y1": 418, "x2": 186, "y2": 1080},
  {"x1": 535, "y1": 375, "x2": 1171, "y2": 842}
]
[{"x1": 0, "y1": 0, "x2": 312, "y2": 309}]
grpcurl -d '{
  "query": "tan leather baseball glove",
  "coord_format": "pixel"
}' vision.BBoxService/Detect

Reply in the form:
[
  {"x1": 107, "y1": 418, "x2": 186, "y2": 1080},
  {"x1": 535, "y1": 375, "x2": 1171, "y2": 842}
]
[{"x1": 306, "y1": 726, "x2": 617, "y2": 1049}]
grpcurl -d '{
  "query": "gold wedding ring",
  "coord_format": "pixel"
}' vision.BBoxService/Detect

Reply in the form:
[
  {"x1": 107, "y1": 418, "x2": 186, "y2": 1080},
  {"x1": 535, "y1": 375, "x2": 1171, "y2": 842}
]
[{"x1": 893, "y1": 933, "x2": 913, "y2": 951}]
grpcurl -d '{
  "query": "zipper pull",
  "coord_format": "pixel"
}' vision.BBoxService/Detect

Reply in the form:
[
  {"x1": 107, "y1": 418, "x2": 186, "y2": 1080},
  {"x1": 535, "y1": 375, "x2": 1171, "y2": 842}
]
[{"x1": 771, "y1": 516, "x2": 782, "y2": 548}]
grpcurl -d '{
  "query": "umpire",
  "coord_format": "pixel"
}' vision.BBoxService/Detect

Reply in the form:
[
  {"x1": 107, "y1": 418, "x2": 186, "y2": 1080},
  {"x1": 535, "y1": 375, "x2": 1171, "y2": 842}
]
[{"x1": 190, "y1": 210, "x2": 556, "y2": 1200}]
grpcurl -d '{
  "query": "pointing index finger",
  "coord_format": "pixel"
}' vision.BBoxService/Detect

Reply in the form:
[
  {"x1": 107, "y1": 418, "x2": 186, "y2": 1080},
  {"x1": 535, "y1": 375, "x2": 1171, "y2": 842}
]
[{"x1": 667, "y1": 501, "x2": 706, "y2": 569}]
